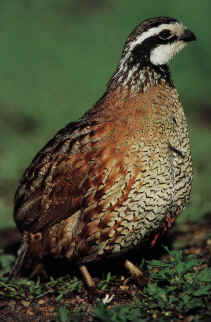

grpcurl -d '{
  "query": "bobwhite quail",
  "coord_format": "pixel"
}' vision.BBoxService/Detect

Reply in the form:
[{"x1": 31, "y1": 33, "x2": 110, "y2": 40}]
[{"x1": 11, "y1": 16, "x2": 196, "y2": 286}]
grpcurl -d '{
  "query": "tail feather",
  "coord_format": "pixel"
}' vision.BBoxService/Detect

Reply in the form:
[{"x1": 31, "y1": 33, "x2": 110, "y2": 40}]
[{"x1": 9, "y1": 232, "x2": 29, "y2": 279}]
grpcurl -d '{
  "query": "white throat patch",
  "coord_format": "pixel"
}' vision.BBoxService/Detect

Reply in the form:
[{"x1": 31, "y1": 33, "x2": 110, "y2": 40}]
[{"x1": 150, "y1": 41, "x2": 186, "y2": 65}]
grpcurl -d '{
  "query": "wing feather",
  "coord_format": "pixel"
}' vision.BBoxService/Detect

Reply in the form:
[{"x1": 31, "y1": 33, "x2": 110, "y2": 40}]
[{"x1": 14, "y1": 117, "x2": 140, "y2": 233}]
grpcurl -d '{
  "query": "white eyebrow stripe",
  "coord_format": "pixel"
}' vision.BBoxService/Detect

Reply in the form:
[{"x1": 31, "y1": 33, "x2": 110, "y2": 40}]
[{"x1": 128, "y1": 23, "x2": 180, "y2": 52}]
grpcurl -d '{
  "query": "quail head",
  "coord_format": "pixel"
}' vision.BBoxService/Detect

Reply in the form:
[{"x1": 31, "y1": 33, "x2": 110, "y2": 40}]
[{"x1": 11, "y1": 16, "x2": 196, "y2": 285}]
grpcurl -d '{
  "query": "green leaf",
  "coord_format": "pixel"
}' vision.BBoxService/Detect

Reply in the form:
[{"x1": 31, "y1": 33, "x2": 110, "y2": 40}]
[
  {"x1": 196, "y1": 268, "x2": 211, "y2": 282},
  {"x1": 58, "y1": 305, "x2": 70, "y2": 322},
  {"x1": 193, "y1": 285, "x2": 211, "y2": 297}
]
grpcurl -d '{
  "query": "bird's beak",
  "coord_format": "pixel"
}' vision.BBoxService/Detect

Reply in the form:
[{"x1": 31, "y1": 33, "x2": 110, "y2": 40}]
[{"x1": 179, "y1": 28, "x2": 196, "y2": 42}]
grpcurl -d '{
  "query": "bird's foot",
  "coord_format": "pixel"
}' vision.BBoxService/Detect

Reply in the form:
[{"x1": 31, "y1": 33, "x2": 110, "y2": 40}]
[{"x1": 124, "y1": 259, "x2": 147, "y2": 287}]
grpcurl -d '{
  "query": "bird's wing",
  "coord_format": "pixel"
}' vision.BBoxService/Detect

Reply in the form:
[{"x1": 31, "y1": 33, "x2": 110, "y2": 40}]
[{"x1": 14, "y1": 117, "x2": 142, "y2": 233}]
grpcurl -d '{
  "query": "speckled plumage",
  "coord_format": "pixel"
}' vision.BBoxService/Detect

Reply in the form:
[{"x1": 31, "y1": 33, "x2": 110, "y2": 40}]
[{"x1": 11, "y1": 17, "x2": 195, "y2": 276}]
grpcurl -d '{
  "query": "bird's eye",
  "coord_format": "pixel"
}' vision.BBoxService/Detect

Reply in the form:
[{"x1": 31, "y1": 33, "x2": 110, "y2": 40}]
[{"x1": 159, "y1": 30, "x2": 172, "y2": 40}]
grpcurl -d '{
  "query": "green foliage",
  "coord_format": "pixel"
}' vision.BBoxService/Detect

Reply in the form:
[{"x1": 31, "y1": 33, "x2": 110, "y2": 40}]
[
  {"x1": 143, "y1": 247, "x2": 211, "y2": 315},
  {"x1": 0, "y1": 247, "x2": 210, "y2": 320},
  {"x1": 57, "y1": 304, "x2": 70, "y2": 322},
  {"x1": 0, "y1": 250, "x2": 14, "y2": 274},
  {"x1": 94, "y1": 303, "x2": 145, "y2": 322},
  {"x1": 98, "y1": 272, "x2": 114, "y2": 290},
  {"x1": 93, "y1": 247, "x2": 211, "y2": 321},
  {"x1": 0, "y1": 273, "x2": 83, "y2": 300},
  {"x1": 71, "y1": 305, "x2": 87, "y2": 322}
]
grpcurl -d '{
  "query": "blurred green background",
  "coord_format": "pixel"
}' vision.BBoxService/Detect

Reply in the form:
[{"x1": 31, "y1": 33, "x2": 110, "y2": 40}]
[{"x1": 0, "y1": 0, "x2": 210, "y2": 228}]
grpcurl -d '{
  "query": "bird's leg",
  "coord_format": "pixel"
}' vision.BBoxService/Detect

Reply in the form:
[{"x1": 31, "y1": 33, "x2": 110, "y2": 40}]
[
  {"x1": 124, "y1": 259, "x2": 147, "y2": 287},
  {"x1": 30, "y1": 262, "x2": 47, "y2": 278},
  {"x1": 79, "y1": 265, "x2": 96, "y2": 288},
  {"x1": 124, "y1": 259, "x2": 143, "y2": 279}
]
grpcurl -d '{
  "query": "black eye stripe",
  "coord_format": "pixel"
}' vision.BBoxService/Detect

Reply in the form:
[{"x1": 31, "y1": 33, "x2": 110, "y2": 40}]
[
  {"x1": 130, "y1": 33, "x2": 177, "y2": 66},
  {"x1": 132, "y1": 33, "x2": 177, "y2": 54},
  {"x1": 159, "y1": 29, "x2": 172, "y2": 39}
]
